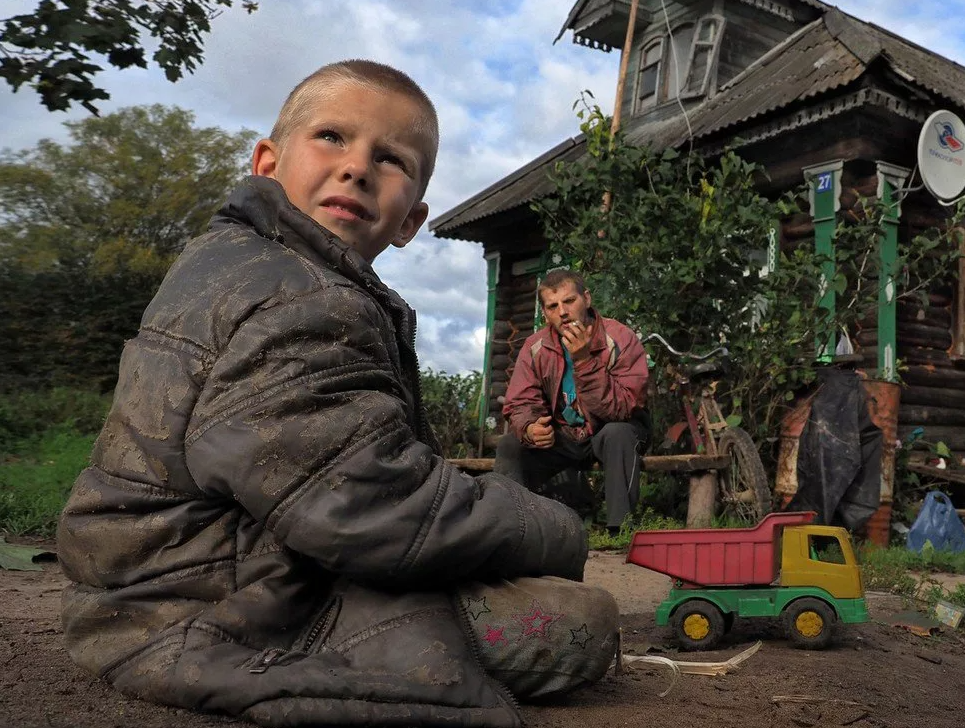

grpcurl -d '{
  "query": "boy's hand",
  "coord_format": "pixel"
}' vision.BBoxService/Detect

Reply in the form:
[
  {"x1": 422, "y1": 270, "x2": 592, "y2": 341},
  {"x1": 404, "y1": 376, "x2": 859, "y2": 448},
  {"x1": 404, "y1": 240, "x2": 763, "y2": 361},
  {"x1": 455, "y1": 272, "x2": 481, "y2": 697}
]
[
  {"x1": 525, "y1": 416, "x2": 555, "y2": 449},
  {"x1": 561, "y1": 321, "x2": 593, "y2": 361}
]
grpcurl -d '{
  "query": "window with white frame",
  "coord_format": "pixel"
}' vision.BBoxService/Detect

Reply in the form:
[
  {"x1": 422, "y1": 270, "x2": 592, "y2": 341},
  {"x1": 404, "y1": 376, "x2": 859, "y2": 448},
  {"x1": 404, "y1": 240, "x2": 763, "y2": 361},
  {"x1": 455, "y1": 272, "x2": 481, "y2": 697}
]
[
  {"x1": 684, "y1": 16, "x2": 723, "y2": 96},
  {"x1": 665, "y1": 23, "x2": 695, "y2": 99},
  {"x1": 634, "y1": 15, "x2": 725, "y2": 114},
  {"x1": 636, "y1": 38, "x2": 663, "y2": 111}
]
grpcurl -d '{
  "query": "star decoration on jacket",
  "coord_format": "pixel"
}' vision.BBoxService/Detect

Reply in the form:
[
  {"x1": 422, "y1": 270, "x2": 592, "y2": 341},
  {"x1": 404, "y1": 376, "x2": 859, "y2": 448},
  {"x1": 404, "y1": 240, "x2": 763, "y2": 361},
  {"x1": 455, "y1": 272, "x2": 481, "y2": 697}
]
[
  {"x1": 513, "y1": 599, "x2": 563, "y2": 639},
  {"x1": 465, "y1": 596, "x2": 491, "y2": 620},
  {"x1": 569, "y1": 623, "x2": 593, "y2": 648},
  {"x1": 482, "y1": 625, "x2": 508, "y2": 647}
]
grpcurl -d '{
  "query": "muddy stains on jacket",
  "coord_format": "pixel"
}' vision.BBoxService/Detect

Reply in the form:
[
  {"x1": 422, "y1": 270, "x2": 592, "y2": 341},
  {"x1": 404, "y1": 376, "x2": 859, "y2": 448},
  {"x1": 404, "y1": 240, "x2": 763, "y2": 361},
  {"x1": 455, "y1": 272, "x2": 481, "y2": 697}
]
[{"x1": 58, "y1": 176, "x2": 588, "y2": 727}]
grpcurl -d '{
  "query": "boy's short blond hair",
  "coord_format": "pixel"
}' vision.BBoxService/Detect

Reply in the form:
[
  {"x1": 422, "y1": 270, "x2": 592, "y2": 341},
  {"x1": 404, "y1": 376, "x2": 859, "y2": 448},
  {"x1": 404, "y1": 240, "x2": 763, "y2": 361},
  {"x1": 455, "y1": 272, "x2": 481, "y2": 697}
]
[{"x1": 271, "y1": 59, "x2": 438, "y2": 198}]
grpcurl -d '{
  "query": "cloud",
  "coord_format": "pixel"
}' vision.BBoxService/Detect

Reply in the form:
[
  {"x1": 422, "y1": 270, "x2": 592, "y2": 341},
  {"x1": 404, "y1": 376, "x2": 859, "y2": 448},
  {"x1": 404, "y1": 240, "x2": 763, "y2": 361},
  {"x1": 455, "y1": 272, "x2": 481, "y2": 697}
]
[{"x1": 2, "y1": 0, "x2": 962, "y2": 373}]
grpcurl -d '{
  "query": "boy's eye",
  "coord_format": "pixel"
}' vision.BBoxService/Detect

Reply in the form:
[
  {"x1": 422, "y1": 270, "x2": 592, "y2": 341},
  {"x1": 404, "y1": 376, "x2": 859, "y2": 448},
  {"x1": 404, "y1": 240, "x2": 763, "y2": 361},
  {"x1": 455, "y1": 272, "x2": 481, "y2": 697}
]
[
  {"x1": 317, "y1": 130, "x2": 341, "y2": 144},
  {"x1": 377, "y1": 152, "x2": 408, "y2": 173}
]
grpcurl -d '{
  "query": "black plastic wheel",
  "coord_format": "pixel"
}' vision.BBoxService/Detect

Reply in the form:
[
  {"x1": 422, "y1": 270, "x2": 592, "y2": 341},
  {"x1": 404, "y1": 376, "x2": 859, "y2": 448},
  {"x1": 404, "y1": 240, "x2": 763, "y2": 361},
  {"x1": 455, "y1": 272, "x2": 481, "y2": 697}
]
[
  {"x1": 783, "y1": 597, "x2": 836, "y2": 649},
  {"x1": 671, "y1": 600, "x2": 726, "y2": 651},
  {"x1": 717, "y1": 427, "x2": 771, "y2": 525}
]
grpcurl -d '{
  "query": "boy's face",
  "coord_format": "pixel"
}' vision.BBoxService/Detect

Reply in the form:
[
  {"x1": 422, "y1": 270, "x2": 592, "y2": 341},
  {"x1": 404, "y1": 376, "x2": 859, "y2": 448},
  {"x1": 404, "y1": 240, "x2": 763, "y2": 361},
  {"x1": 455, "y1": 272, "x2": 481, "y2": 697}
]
[{"x1": 252, "y1": 83, "x2": 430, "y2": 263}]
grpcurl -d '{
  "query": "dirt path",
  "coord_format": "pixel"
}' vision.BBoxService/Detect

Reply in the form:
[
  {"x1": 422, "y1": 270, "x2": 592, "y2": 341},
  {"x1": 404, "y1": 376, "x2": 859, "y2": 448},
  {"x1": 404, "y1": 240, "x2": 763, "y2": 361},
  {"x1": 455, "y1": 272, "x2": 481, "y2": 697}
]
[{"x1": 2, "y1": 551, "x2": 963, "y2": 728}]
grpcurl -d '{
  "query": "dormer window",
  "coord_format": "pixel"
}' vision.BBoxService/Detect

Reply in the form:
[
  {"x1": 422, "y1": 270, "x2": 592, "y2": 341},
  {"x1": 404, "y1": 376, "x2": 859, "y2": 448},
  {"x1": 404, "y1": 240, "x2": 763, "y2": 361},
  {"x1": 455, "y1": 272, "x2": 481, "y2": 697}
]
[
  {"x1": 636, "y1": 39, "x2": 663, "y2": 110},
  {"x1": 634, "y1": 15, "x2": 725, "y2": 115},
  {"x1": 684, "y1": 17, "x2": 722, "y2": 96},
  {"x1": 665, "y1": 24, "x2": 695, "y2": 99}
]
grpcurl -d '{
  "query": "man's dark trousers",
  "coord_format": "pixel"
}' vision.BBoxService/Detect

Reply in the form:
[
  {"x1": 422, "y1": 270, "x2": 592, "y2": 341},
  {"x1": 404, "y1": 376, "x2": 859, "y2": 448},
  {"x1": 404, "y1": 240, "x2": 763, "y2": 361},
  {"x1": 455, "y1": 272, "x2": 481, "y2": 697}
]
[{"x1": 494, "y1": 421, "x2": 648, "y2": 529}]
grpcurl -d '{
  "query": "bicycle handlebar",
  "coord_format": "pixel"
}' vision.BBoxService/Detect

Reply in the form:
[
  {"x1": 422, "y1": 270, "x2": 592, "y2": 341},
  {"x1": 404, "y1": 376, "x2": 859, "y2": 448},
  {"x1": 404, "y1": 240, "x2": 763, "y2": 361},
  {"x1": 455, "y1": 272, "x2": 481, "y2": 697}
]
[{"x1": 641, "y1": 332, "x2": 728, "y2": 361}]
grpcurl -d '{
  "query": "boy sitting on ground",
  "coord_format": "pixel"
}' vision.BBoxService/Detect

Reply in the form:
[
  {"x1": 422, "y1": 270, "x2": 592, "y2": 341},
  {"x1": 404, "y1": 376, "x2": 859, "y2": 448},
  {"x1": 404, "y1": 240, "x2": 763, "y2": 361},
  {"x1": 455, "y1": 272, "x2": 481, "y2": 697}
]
[{"x1": 57, "y1": 59, "x2": 619, "y2": 728}]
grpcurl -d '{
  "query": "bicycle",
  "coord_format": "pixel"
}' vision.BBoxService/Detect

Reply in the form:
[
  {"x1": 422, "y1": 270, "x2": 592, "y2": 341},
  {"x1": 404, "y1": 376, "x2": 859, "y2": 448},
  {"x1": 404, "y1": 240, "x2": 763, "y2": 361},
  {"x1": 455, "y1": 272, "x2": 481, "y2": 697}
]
[{"x1": 642, "y1": 333, "x2": 771, "y2": 525}]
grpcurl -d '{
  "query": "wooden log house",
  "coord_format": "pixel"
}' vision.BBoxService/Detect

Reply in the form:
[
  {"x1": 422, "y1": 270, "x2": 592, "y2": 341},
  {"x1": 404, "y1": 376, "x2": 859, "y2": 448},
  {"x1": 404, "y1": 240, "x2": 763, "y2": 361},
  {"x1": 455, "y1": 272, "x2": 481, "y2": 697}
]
[{"x1": 430, "y1": 0, "x2": 965, "y2": 474}]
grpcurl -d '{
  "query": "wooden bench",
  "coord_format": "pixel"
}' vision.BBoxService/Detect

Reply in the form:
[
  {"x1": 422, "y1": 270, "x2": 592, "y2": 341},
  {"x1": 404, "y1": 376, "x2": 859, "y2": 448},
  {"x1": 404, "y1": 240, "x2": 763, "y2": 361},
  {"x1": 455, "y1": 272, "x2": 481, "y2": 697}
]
[
  {"x1": 447, "y1": 454, "x2": 729, "y2": 528},
  {"x1": 447, "y1": 454, "x2": 729, "y2": 473}
]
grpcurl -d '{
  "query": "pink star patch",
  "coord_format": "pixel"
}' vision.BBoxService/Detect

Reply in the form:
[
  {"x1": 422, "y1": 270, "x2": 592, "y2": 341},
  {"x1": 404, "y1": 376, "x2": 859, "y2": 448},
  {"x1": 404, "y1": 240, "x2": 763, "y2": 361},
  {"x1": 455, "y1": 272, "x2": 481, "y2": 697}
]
[
  {"x1": 512, "y1": 599, "x2": 563, "y2": 639},
  {"x1": 482, "y1": 625, "x2": 508, "y2": 646}
]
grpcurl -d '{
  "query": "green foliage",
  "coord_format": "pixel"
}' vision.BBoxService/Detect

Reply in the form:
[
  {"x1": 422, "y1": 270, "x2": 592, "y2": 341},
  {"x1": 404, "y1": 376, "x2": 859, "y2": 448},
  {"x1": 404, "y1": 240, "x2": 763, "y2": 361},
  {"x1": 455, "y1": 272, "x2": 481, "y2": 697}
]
[
  {"x1": 420, "y1": 369, "x2": 482, "y2": 458},
  {"x1": 0, "y1": 104, "x2": 256, "y2": 274},
  {"x1": 535, "y1": 99, "x2": 825, "y2": 447},
  {"x1": 832, "y1": 196, "x2": 963, "y2": 318},
  {"x1": 535, "y1": 96, "x2": 963, "y2": 461},
  {"x1": 0, "y1": 427, "x2": 96, "y2": 536},
  {"x1": 587, "y1": 506, "x2": 685, "y2": 550},
  {"x1": 0, "y1": 387, "x2": 110, "y2": 454},
  {"x1": 0, "y1": 105, "x2": 254, "y2": 391},
  {"x1": 1, "y1": 0, "x2": 258, "y2": 113},
  {"x1": 858, "y1": 543, "x2": 965, "y2": 604}
]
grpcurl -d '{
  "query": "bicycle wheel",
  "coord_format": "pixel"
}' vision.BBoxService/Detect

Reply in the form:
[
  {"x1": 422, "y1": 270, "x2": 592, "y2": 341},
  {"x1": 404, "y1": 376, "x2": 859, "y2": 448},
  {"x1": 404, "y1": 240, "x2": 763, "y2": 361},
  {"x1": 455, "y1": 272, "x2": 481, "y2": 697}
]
[{"x1": 716, "y1": 427, "x2": 770, "y2": 524}]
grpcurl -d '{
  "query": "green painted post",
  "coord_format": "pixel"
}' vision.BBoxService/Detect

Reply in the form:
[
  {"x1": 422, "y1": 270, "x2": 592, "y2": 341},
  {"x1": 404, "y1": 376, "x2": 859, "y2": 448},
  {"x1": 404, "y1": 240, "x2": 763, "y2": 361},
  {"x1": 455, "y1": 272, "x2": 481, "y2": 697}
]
[
  {"x1": 803, "y1": 161, "x2": 844, "y2": 361},
  {"x1": 876, "y1": 163, "x2": 910, "y2": 382},
  {"x1": 477, "y1": 252, "x2": 500, "y2": 453}
]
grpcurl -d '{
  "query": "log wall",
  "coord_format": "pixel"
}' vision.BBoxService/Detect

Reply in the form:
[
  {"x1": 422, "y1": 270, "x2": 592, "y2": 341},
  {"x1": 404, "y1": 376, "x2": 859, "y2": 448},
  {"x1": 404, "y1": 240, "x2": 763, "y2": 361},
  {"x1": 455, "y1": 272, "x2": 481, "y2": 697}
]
[
  {"x1": 783, "y1": 167, "x2": 965, "y2": 455},
  {"x1": 485, "y1": 265, "x2": 538, "y2": 427}
]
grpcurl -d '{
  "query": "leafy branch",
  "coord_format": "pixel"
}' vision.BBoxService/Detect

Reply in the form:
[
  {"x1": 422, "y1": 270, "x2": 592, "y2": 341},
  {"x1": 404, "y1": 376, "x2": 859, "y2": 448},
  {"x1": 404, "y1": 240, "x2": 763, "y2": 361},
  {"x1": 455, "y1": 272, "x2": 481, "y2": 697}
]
[{"x1": 1, "y1": 0, "x2": 258, "y2": 113}]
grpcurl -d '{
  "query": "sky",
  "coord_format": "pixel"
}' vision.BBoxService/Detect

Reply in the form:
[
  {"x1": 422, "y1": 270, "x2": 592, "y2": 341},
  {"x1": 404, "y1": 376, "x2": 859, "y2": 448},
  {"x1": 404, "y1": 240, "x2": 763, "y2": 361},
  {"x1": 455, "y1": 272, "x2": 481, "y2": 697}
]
[{"x1": 2, "y1": 0, "x2": 964, "y2": 374}]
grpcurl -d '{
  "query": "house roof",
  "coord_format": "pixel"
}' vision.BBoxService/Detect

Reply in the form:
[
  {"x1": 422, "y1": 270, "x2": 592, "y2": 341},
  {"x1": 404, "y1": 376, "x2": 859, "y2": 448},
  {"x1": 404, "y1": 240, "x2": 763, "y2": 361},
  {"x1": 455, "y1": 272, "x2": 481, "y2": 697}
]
[
  {"x1": 554, "y1": 0, "x2": 831, "y2": 46},
  {"x1": 431, "y1": 8, "x2": 965, "y2": 241}
]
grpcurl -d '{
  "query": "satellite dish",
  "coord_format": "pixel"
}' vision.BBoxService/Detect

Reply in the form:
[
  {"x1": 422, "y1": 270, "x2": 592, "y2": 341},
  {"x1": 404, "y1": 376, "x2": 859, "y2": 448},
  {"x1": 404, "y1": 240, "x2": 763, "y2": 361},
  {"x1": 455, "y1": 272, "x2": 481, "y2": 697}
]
[{"x1": 917, "y1": 109, "x2": 965, "y2": 203}]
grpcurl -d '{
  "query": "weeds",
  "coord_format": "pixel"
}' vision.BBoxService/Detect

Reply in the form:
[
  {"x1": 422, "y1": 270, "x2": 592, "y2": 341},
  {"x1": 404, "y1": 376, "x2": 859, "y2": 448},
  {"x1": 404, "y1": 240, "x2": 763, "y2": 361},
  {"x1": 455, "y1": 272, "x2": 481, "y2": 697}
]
[
  {"x1": 0, "y1": 428, "x2": 95, "y2": 537},
  {"x1": 587, "y1": 507, "x2": 685, "y2": 550},
  {"x1": 858, "y1": 543, "x2": 965, "y2": 608}
]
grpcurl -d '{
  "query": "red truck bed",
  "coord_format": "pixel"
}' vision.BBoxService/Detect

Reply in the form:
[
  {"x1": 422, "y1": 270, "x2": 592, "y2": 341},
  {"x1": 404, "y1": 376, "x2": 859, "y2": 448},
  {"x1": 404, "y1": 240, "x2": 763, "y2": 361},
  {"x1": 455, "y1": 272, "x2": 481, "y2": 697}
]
[{"x1": 625, "y1": 511, "x2": 816, "y2": 587}]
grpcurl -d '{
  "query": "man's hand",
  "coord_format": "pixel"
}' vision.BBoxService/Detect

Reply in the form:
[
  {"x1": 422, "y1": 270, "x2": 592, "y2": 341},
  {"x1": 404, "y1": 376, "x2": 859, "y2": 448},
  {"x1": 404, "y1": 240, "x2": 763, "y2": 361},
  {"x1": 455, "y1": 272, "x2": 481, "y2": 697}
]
[
  {"x1": 525, "y1": 415, "x2": 555, "y2": 449},
  {"x1": 561, "y1": 320, "x2": 593, "y2": 361}
]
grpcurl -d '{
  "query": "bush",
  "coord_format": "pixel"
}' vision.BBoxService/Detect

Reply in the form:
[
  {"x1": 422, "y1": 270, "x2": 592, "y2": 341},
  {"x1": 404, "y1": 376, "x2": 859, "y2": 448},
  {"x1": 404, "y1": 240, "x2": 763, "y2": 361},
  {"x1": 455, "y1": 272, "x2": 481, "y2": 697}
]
[
  {"x1": 420, "y1": 369, "x2": 482, "y2": 458},
  {"x1": 0, "y1": 387, "x2": 110, "y2": 456},
  {"x1": 0, "y1": 427, "x2": 96, "y2": 536}
]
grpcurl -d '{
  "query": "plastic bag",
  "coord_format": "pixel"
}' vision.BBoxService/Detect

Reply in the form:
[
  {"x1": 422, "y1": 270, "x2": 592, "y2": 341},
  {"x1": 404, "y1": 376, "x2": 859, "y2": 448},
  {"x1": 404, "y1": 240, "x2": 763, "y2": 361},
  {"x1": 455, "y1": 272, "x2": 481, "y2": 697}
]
[{"x1": 907, "y1": 491, "x2": 965, "y2": 553}]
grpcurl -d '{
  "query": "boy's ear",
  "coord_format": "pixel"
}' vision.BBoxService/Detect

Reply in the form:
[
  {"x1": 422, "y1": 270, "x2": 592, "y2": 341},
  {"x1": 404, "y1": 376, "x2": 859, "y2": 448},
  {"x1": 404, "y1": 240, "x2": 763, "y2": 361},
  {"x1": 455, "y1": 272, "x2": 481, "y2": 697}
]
[
  {"x1": 391, "y1": 201, "x2": 429, "y2": 250},
  {"x1": 251, "y1": 139, "x2": 280, "y2": 178}
]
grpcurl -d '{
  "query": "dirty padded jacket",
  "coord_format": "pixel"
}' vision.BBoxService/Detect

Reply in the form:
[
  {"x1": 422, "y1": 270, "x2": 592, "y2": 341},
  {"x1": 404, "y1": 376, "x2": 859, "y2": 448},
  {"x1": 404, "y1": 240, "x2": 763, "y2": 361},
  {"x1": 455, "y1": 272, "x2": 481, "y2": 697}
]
[{"x1": 57, "y1": 176, "x2": 588, "y2": 727}]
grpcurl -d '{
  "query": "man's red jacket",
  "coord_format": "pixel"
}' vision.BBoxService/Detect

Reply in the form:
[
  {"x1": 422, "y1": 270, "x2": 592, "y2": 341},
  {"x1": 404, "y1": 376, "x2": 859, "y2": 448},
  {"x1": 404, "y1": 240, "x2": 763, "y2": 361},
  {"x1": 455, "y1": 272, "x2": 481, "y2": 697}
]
[{"x1": 502, "y1": 311, "x2": 649, "y2": 444}]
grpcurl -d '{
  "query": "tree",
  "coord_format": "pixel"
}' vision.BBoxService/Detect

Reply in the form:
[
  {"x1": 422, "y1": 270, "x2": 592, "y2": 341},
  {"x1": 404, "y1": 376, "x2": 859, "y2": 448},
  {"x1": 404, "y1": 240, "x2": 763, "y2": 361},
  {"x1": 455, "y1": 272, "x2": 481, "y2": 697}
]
[
  {"x1": 0, "y1": 103, "x2": 256, "y2": 274},
  {"x1": 1, "y1": 0, "x2": 258, "y2": 113},
  {"x1": 0, "y1": 104, "x2": 255, "y2": 391},
  {"x1": 534, "y1": 100, "x2": 959, "y2": 450},
  {"x1": 420, "y1": 369, "x2": 482, "y2": 459}
]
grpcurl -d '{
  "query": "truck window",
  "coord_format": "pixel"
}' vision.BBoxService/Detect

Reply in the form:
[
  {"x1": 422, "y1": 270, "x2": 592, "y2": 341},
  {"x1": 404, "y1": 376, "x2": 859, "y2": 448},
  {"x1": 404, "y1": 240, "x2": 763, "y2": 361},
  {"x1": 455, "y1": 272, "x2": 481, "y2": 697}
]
[{"x1": 808, "y1": 535, "x2": 846, "y2": 564}]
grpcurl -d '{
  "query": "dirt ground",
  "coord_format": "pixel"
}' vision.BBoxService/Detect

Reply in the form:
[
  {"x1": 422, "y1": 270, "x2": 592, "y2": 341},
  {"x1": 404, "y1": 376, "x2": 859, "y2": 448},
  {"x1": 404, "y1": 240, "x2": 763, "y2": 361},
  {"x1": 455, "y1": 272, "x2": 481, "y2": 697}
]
[{"x1": 3, "y1": 548, "x2": 964, "y2": 728}]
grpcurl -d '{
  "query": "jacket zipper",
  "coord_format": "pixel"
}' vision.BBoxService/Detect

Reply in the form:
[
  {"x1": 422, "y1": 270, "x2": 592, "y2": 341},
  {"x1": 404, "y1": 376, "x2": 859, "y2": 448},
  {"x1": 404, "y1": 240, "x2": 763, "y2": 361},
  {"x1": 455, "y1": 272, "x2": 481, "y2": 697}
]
[
  {"x1": 302, "y1": 595, "x2": 341, "y2": 654},
  {"x1": 248, "y1": 647, "x2": 288, "y2": 674}
]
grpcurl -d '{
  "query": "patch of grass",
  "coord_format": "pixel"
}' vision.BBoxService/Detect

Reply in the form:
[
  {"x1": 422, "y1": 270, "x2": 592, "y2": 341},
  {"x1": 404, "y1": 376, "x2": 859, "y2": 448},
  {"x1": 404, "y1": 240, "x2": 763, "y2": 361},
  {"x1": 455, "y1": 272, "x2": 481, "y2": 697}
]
[
  {"x1": 858, "y1": 544, "x2": 965, "y2": 606},
  {"x1": 0, "y1": 427, "x2": 95, "y2": 537},
  {"x1": 587, "y1": 507, "x2": 685, "y2": 550},
  {"x1": 0, "y1": 387, "x2": 109, "y2": 454}
]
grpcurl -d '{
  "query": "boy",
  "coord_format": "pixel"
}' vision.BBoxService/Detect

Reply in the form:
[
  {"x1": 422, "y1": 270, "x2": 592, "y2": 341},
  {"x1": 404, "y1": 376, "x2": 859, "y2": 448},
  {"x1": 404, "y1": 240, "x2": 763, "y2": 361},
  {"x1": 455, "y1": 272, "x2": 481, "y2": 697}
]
[{"x1": 58, "y1": 60, "x2": 619, "y2": 728}]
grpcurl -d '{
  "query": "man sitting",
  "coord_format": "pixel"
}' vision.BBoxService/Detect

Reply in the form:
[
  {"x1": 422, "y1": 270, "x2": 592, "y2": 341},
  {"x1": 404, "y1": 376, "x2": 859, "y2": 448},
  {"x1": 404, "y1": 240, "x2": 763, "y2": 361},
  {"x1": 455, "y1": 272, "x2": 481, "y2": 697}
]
[{"x1": 495, "y1": 270, "x2": 650, "y2": 534}]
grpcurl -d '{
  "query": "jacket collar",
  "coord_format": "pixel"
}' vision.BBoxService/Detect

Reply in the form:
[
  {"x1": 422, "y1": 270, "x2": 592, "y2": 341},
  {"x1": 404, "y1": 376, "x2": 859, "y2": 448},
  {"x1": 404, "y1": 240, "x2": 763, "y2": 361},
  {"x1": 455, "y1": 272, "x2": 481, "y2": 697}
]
[{"x1": 211, "y1": 176, "x2": 411, "y2": 315}]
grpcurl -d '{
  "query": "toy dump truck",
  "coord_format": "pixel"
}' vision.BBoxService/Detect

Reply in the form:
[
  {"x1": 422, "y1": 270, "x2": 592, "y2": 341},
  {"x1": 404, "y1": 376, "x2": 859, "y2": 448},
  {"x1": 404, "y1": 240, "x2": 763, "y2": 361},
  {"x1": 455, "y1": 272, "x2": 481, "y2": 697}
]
[{"x1": 626, "y1": 511, "x2": 868, "y2": 650}]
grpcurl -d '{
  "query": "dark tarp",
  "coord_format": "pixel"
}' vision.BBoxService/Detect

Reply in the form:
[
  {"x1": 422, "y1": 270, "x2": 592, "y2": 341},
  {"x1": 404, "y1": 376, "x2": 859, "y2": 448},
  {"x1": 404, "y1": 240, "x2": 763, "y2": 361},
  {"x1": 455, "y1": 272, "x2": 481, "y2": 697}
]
[{"x1": 786, "y1": 368, "x2": 882, "y2": 530}]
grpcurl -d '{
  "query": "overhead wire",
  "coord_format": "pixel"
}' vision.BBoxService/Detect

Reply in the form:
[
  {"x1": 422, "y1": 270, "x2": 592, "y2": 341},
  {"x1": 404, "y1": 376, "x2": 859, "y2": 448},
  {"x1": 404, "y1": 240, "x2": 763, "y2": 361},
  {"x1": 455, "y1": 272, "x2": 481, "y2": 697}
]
[{"x1": 659, "y1": 0, "x2": 695, "y2": 156}]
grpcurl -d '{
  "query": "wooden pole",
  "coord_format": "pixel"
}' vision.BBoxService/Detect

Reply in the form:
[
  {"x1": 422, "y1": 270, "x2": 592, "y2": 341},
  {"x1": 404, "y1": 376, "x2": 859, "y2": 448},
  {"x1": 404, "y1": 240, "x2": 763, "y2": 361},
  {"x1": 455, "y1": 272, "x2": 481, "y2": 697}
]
[
  {"x1": 687, "y1": 472, "x2": 716, "y2": 528},
  {"x1": 601, "y1": 0, "x2": 640, "y2": 215}
]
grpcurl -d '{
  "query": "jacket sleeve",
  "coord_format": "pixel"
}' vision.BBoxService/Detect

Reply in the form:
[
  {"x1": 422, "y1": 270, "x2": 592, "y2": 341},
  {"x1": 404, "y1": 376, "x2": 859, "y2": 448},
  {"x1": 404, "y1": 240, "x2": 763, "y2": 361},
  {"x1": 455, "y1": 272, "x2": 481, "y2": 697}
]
[
  {"x1": 184, "y1": 285, "x2": 587, "y2": 585},
  {"x1": 573, "y1": 322, "x2": 648, "y2": 422},
  {"x1": 501, "y1": 338, "x2": 551, "y2": 442}
]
